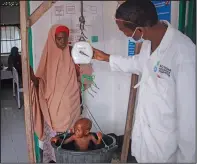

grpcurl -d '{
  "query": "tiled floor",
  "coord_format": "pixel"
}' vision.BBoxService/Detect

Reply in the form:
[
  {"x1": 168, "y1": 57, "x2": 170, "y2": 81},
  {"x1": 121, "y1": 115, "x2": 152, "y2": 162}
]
[{"x1": 1, "y1": 80, "x2": 28, "y2": 163}]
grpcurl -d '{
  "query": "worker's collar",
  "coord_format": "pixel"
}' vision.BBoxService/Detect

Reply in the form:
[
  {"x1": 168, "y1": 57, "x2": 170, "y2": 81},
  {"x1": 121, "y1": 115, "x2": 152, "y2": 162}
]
[{"x1": 156, "y1": 20, "x2": 175, "y2": 56}]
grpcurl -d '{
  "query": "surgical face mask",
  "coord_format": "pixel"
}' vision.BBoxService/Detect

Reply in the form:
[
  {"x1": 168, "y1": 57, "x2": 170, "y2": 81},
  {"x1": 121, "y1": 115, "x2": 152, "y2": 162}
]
[
  {"x1": 129, "y1": 27, "x2": 144, "y2": 43},
  {"x1": 128, "y1": 28, "x2": 144, "y2": 56}
]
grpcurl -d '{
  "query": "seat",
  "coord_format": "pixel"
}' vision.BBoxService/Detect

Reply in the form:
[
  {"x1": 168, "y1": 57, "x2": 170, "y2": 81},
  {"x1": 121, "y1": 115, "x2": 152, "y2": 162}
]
[{"x1": 12, "y1": 67, "x2": 23, "y2": 109}]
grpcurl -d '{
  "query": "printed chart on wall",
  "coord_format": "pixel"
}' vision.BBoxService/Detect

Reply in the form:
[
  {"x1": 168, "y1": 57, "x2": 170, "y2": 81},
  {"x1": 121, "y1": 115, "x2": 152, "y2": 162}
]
[
  {"x1": 152, "y1": 0, "x2": 171, "y2": 22},
  {"x1": 51, "y1": 1, "x2": 104, "y2": 45}
]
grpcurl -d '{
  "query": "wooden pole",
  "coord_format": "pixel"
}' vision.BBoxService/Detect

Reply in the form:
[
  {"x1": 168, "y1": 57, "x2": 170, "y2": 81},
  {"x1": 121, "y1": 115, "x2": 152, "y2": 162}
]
[
  {"x1": 20, "y1": 1, "x2": 36, "y2": 162},
  {"x1": 27, "y1": 1, "x2": 56, "y2": 27},
  {"x1": 120, "y1": 43, "x2": 141, "y2": 163}
]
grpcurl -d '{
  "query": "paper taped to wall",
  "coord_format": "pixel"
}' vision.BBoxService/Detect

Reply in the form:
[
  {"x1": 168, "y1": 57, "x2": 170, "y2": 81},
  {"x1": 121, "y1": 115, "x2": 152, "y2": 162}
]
[{"x1": 51, "y1": 1, "x2": 104, "y2": 45}]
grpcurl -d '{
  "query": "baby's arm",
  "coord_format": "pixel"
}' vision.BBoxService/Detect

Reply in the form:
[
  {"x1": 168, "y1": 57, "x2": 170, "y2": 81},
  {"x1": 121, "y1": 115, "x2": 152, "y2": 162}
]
[
  {"x1": 51, "y1": 136, "x2": 74, "y2": 144},
  {"x1": 90, "y1": 132, "x2": 102, "y2": 145},
  {"x1": 63, "y1": 135, "x2": 75, "y2": 144}
]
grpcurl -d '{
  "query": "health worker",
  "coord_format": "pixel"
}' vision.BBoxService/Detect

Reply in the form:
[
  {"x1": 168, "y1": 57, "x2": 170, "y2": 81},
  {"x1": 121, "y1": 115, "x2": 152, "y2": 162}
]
[{"x1": 93, "y1": 0, "x2": 196, "y2": 163}]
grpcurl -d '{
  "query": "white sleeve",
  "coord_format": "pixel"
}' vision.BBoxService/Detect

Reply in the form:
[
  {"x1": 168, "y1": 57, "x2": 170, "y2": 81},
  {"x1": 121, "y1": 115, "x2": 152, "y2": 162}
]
[
  {"x1": 176, "y1": 61, "x2": 196, "y2": 162},
  {"x1": 109, "y1": 40, "x2": 151, "y2": 75},
  {"x1": 109, "y1": 55, "x2": 142, "y2": 75}
]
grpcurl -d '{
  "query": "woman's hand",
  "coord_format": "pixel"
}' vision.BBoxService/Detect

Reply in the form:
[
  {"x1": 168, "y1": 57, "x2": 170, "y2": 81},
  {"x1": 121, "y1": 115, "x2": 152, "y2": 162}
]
[
  {"x1": 31, "y1": 75, "x2": 39, "y2": 88},
  {"x1": 33, "y1": 77, "x2": 39, "y2": 88},
  {"x1": 30, "y1": 66, "x2": 39, "y2": 88},
  {"x1": 93, "y1": 48, "x2": 110, "y2": 62}
]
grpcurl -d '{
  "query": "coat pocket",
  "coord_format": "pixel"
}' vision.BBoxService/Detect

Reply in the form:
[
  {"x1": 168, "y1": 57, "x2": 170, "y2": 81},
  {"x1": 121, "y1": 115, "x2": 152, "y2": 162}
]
[{"x1": 156, "y1": 77, "x2": 168, "y2": 97}]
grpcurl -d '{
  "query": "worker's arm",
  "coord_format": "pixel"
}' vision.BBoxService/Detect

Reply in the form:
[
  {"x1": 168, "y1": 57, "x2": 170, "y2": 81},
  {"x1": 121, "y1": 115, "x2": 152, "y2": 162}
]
[
  {"x1": 175, "y1": 59, "x2": 196, "y2": 162},
  {"x1": 109, "y1": 55, "x2": 142, "y2": 75},
  {"x1": 93, "y1": 40, "x2": 151, "y2": 75}
]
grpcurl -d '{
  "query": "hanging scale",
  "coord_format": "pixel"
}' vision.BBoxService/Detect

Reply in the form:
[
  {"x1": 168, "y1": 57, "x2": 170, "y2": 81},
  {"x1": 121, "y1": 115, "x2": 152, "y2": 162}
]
[{"x1": 71, "y1": 1, "x2": 93, "y2": 64}]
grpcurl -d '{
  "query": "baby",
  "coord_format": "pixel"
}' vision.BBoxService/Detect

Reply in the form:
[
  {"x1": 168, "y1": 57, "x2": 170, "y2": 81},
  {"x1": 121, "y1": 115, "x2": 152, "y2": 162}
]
[{"x1": 51, "y1": 118, "x2": 102, "y2": 151}]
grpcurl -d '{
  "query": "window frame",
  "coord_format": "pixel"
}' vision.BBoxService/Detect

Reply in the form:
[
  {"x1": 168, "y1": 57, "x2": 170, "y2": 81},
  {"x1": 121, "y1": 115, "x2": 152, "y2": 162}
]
[{"x1": 0, "y1": 24, "x2": 21, "y2": 55}]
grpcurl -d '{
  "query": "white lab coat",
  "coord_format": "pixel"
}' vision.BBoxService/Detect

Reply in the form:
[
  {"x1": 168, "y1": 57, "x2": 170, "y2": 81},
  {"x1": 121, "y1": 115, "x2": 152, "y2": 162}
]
[{"x1": 109, "y1": 21, "x2": 196, "y2": 163}]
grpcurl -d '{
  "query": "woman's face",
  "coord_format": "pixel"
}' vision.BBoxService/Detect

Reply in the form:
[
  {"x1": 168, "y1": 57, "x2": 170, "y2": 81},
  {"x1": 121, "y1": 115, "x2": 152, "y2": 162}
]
[{"x1": 55, "y1": 32, "x2": 68, "y2": 50}]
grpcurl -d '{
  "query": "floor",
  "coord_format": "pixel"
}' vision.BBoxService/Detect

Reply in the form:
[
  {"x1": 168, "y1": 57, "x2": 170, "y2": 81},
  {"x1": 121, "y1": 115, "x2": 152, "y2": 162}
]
[
  {"x1": 0, "y1": 79, "x2": 137, "y2": 163},
  {"x1": 1, "y1": 79, "x2": 28, "y2": 163}
]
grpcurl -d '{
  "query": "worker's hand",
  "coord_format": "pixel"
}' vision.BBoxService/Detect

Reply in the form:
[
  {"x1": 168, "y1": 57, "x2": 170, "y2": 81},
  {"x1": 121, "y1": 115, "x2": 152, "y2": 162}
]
[
  {"x1": 51, "y1": 137, "x2": 59, "y2": 143},
  {"x1": 93, "y1": 48, "x2": 110, "y2": 62},
  {"x1": 96, "y1": 132, "x2": 103, "y2": 140}
]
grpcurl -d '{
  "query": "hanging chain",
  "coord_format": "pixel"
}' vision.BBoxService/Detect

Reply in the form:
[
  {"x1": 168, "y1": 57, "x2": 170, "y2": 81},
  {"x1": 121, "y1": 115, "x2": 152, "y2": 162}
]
[{"x1": 79, "y1": 1, "x2": 88, "y2": 41}]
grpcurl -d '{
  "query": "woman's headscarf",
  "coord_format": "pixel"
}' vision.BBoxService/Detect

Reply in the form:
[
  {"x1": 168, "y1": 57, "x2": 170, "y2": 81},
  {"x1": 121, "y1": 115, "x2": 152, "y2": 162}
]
[
  {"x1": 31, "y1": 24, "x2": 81, "y2": 140},
  {"x1": 55, "y1": 25, "x2": 69, "y2": 36}
]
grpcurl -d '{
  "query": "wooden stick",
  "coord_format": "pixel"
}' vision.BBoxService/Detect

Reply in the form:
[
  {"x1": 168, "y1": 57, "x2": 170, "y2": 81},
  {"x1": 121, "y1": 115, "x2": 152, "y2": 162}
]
[
  {"x1": 120, "y1": 43, "x2": 141, "y2": 163},
  {"x1": 27, "y1": 1, "x2": 56, "y2": 27},
  {"x1": 20, "y1": 1, "x2": 36, "y2": 162}
]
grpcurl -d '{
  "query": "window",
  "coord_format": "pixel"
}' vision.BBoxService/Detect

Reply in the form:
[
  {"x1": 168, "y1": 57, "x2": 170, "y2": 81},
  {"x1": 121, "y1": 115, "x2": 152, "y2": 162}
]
[{"x1": 1, "y1": 25, "x2": 21, "y2": 54}]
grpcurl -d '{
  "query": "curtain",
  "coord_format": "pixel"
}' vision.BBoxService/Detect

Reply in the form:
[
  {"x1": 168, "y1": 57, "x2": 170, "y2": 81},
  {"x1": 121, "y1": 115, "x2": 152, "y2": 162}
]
[{"x1": 178, "y1": 0, "x2": 196, "y2": 44}]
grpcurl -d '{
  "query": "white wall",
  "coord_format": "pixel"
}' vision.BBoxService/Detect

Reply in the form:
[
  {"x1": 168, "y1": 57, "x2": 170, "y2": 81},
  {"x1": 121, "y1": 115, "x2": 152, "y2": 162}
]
[{"x1": 29, "y1": 1, "x2": 180, "y2": 136}]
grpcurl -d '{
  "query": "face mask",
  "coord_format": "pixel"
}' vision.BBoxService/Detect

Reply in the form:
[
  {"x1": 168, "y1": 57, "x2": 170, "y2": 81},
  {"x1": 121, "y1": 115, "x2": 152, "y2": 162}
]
[
  {"x1": 128, "y1": 28, "x2": 144, "y2": 56},
  {"x1": 129, "y1": 27, "x2": 144, "y2": 43}
]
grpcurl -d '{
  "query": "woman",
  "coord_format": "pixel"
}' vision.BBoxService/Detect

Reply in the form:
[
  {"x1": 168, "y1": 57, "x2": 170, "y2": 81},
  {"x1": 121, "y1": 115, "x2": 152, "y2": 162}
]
[
  {"x1": 30, "y1": 24, "x2": 92, "y2": 162},
  {"x1": 8, "y1": 46, "x2": 22, "y2": 82}
]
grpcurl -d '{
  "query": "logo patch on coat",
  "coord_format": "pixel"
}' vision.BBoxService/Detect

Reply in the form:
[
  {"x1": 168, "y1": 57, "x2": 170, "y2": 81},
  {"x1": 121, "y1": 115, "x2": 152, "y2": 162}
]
[{"x1": 159, "y1": 65, "x2": 171, "y2": 77}]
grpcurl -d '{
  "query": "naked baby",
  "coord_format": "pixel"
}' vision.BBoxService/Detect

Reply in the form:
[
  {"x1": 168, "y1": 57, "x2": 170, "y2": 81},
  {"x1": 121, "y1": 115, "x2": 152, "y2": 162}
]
[{"x1": 51, "y1": 118, "x2": 102, "y2": 151}]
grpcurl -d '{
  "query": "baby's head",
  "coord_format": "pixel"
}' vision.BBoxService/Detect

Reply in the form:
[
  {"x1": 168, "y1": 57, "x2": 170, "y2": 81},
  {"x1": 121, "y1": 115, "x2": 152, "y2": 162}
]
[{"x1": 74, "y1": 118, "x2": 92, "y2": 138}]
